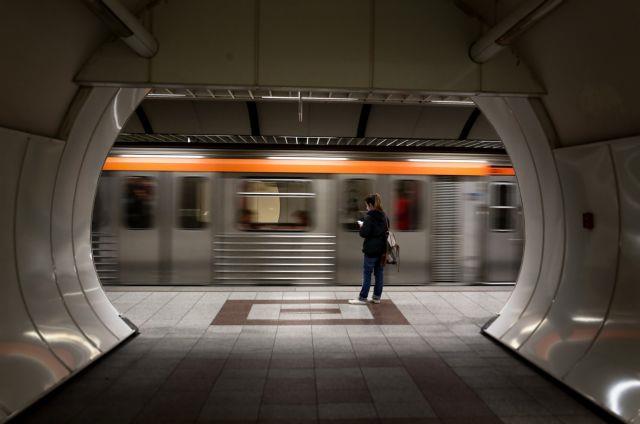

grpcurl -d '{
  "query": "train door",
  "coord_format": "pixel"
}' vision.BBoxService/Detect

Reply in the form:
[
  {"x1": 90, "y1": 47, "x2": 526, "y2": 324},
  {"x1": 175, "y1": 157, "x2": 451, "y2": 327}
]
[
  {"x1": 214, "y1": 174, "x2": 335, "y2": 284},
  {"x1": 170, "y1": 173, "x2": 214, "y2": 284},
  {"x1": 387, "y1": 176, "x2": 430, "y2": 284},
  {"x1": 92, "y1": 172, "x2": 120, "y2": 284},
  {"x1": 336, "y1": 175, "x2": 384, "y2": 284},
  {"x1": 484, "y1": 177, "x2": 523, "y2": 282},
  {"x1": 430, "y1": 176, "x2": 464, "y2": 283},
  {"x1": 460, "y1": 178, "x2": 486, "y2": 283},
  {"x1": 118, "y1": 172, "x2": 162, "y2": 284}
]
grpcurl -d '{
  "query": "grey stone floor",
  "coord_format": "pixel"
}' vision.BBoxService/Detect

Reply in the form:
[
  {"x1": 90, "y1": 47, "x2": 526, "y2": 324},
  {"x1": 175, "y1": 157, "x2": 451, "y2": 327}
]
[{"x1": 14, "y1": 288, "x2": 612, "y2": 424}]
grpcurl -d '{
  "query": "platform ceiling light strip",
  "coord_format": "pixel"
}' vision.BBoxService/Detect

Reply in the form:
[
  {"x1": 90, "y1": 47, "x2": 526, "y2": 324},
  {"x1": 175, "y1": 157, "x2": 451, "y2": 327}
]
[
  {"x1": 430, "y1": 100, "x2": 475, "y2": 105},
  {"x1": 119, "y1": 154, "x2": 205, "y2": 159},
  {"x1": 267, "y1": 156, "x2": 348, "y2": 161},
  {"x1": 146, "y1": 93, "x2": 188, "y2": 98},
  {"x1": 143, "y1": 88, "x2": 476, "y2": 105},
  {"x1": 261, "y1": 95, "x2": 358, "y2": 102},
  {"x1": 408, "y1": 158, "x2": 487, "y2": 163}
]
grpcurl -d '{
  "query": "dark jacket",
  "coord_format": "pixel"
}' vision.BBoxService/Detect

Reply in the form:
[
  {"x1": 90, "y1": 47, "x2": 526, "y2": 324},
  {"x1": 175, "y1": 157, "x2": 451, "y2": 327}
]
[{"x1": 359, "y1": 209, "x2": 389, "y2": 257}]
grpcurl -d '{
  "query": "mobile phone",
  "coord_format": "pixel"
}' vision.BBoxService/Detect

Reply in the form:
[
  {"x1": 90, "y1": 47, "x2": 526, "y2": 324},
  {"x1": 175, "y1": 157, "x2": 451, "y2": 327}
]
[{"x1": 357, "y1": 220, "x2": 364, "y2": 226}]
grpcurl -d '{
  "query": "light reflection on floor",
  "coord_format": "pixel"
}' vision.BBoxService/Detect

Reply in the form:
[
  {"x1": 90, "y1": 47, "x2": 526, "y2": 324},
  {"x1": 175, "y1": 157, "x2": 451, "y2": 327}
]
[{"x1": 14, "y1": 288, "x2": 609, "y2": 424}]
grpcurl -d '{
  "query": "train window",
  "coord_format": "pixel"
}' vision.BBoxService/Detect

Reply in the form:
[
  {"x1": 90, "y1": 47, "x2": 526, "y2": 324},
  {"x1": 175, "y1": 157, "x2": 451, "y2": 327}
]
[
  {"x1": 342, "y1": 179, "x2": 373, "y2": 231},
  {"x1": 394, "y1": 180, "x2": 422, "y2": 231},
  {"x1": 178, "y1": 177, "x2": 210, "y2": 229},
  {"x1": 489, "y1": 182, "x2": 517, "y2": 231},
  {"x1": 124, "y1": 176, "x2": 156, "y2": 229},
  {"x1": 237, "y1": 179, "x2": 313, "y2": 231}
]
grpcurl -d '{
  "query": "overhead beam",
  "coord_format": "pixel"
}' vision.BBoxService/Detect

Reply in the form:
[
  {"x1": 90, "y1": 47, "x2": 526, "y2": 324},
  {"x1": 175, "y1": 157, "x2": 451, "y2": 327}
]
[
  {"x1": 469, "y1": 0, "x2": 563, "y2": 63},
  {"x1": 458, "y1": 108, "x2": 481, "y2": 140},
  {"x1": 134, "y1": 105, "x2": 153, "y2": 134},
  {"x1": 356, "y1": 104, "x2": 372, "y2": 138},
  {"x1": 246, "y1": 102, "x2": 261, "y2": 136},
  {"x1": 84, "y1": 0, "x2": 158, "y2": 58}
]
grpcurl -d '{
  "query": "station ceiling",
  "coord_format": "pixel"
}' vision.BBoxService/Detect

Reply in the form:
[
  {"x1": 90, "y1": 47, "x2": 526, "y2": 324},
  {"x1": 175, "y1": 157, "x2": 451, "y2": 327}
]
[
  {"x1": 115, "y1": 133, "x2": 505, "y2": 152},
  {"x1": 119, "y1": 94, "x2": 501, "y2": 152}
]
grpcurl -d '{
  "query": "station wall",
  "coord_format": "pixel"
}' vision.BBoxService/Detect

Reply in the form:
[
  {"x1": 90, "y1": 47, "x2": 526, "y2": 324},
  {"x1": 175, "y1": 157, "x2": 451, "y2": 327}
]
[{"x1": 478, "y1": 95, "x2": 640, "y2": 423}]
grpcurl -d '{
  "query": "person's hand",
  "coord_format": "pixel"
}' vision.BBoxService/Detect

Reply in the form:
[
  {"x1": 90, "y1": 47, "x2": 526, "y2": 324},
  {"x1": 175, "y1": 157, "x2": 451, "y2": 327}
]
[{"x1": 357, "y1": 220, "x2": 363, "y2": 227}]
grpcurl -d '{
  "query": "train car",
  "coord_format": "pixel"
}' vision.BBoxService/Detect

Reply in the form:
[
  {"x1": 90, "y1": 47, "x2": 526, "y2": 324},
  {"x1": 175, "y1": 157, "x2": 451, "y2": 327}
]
[{"x1": 91, "y1": 148, "x2": 524, "y2": 285}]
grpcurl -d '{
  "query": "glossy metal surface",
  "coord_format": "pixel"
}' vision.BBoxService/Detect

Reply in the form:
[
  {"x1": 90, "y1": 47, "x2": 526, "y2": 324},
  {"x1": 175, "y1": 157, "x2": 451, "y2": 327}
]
[
  {"x1": 564, "y1": 137, "x2": 640, "y2": 422},
  {"x1": 16, "y1": 137, "x2": 100, "y2": 369},
  {"x1": 0, "y1": 87, "x2": 143, "y2": 421},
  {"x1": 0, "y1": 129, "x2": 70, "y2": 414},
  {"x1": 473, "y1": 97, "x2": 545, "y2": 338},
  {"x1": 51, "y1": 88, "x2": 122, "y2": 350},
  {"x1": 478, "y1": 96, "x2": 640, "y2": 423},
  {"x1": 72, "y1": 88, "x2": 147, "y2": 337},
  {"x1": 498, "y1": 98, "x2": 565, "y2": 350},
  {"x1": 522, "y1": 143, "x2": 619, "y2": 376}
]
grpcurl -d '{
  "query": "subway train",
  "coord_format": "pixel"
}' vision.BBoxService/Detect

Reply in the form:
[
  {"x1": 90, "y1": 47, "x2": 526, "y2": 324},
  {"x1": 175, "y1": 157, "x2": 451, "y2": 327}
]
[{"x1": 92, "y1": 148, "x2": 524, "y2": 286}]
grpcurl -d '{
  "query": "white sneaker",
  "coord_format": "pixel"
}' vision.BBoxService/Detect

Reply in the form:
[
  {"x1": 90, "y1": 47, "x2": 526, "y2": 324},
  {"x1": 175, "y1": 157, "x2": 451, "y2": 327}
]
[
  {"x1": 369, "y1": 298, "x2": 381, "y2": 304},
  {"x1": 348, "y1": 299, "x2": 368, "y2": 305}
]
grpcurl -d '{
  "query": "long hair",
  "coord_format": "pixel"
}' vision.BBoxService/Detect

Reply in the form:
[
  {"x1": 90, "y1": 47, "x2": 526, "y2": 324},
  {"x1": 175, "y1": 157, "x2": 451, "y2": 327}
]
[{"x1": 365, "y1": 193, "x2": 384, "y2": 212}]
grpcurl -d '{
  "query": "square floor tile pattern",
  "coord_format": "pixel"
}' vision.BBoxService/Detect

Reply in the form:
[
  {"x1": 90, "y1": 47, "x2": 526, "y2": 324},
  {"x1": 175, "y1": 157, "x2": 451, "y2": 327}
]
[{"x1": 212, "y1": 299, "x2": 407, "y2": 325}]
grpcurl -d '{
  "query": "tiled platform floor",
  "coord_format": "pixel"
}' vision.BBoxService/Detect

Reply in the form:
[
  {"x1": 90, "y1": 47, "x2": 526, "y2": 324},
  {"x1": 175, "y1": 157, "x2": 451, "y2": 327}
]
[{"x1": 14, "y1": 288, "x2": 611, "y2": 424}]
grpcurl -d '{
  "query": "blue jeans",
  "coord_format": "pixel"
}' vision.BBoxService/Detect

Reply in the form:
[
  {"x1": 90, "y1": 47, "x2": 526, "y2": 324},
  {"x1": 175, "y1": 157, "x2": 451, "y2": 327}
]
[{"x1": 359, "y1": 255, "x2": 383, "y2": 301}]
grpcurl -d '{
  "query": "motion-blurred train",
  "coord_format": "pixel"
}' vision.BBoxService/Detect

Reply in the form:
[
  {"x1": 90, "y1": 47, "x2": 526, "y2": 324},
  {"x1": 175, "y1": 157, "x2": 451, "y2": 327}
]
[{"x1": 92, "y1": 148, "x2": 523, "y2": 286}]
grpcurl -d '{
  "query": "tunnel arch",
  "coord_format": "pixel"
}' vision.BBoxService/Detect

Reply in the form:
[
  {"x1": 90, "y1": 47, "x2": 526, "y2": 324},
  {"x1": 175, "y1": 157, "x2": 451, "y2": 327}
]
[
  {"x1": 74, "y1": 89, "x2": 640, "y2": 422},
  {"x1": 0, "y1": 82, "x2": 622, "y2": 421},
  {"x1": 2, "y1": 1, "x2": 640, "y2": 423},
  {"x1": 0, "y1": 87, "x2": 146, "y2": 420}
]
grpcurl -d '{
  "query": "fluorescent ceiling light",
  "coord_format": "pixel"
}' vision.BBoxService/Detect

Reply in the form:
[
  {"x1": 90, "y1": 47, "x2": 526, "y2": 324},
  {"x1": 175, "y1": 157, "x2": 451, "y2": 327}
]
[
  {"x1": 261, "y1": 96, "x2": 358, "y2": 101},
  {"x1": 430, "y1": 99, "x2": 475, "y2": 105},
  {"x1": 408, "y1": 158, "x2": 487, "y2": 163},
  {"x1": 268, "y1": 156, "x2": 348, "y2": 161},
  {"x1": 119, "y1": 154, "x2": 205, "y2": 159},
  {"x1": 146, "y1": 93, "x2": 187, "y2": 98}
]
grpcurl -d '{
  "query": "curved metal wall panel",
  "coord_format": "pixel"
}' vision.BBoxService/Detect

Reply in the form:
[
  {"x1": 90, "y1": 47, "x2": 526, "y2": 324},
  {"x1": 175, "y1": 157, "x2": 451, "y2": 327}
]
[
  {"x1": 472, "y1": 97, "x2": 544, "y2": 339},
  {"x1": 51, "y1": 88, "x2": 122, "y2": 350},
  {"x1": 564, "y1": 137, "x2": 640, "y2": 421},
  {"x1": 520, "y1": 144, "x2": 619, "y2": 377},
  {"x1": 72, "y1": 88, "x2": 147, "y2": 340},
  {"x1": 499, "y1": 98, "x2": 565, "y2": 349},
  {"x1": 0, "y1": 87, "x2": 142, "y2": 422},
  {"x1": 479, "y1": 97, "x2": 640, "y2": 422},
  {"x1": 0, "y1": 129, "x2": 69, "y2": 414},
  {"x1": 16, "y1": 137, "x2": 100, "y2": 369}
]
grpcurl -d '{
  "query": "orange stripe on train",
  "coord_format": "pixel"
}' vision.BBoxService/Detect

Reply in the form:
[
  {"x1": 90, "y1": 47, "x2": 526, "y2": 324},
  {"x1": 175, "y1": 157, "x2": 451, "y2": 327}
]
[{"x1": 103, "y1": 157, "x2": 515, "y2": 176}]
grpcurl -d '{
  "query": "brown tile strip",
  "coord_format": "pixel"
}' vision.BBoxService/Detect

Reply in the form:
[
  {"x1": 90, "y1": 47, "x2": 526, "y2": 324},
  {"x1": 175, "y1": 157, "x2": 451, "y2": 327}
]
[{"x1": 211, "y1": 300, "x2": 408, "y2": 325}]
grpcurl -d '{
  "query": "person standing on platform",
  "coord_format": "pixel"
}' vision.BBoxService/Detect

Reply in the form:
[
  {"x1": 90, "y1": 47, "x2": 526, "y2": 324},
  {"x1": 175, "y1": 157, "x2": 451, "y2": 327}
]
[{"x1": 349, "y1": 193, "x2": 389, "y2": 305}]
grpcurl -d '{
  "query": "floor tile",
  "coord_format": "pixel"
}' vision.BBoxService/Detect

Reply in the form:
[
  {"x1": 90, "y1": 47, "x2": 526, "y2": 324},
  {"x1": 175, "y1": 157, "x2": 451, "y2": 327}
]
[{"x1": 17, "y1": 287, "x2": 608, "y2": 424}]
